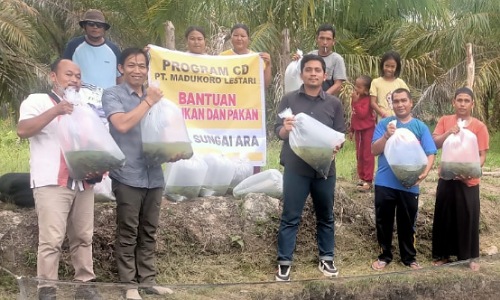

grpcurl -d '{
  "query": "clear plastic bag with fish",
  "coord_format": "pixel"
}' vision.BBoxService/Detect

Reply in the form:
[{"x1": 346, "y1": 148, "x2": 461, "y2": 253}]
[
  {"x1": 233, "y1": 169, "x2": 283, "y2": 199},
  {"x1": 384, "y1": 125, "x2": 428, "y2": 187},
  {"x1": 440, "y1": 119, "x2": 481, "y2": 180},
  {"x1": 279, "y1": 108, "x2": 345, "y2": 179},
  {"x1": 199, "y1": 154, "x2": 236, "y2": 196},
  {"x1": 93, "y1": 173, "x2": 115, "y2": 201},
  {"x1": 141, "y1": 96, "x2": 193, "y2": 165},
  {"x1": 229, "y1": 157, "x2": 254, "y2": 189},
  {"x1": 164, "y1": 155, "x2": 208, "y2": 202},
  {"x1": 58, "y1": 87, "x2": 125, "y2": 180}
]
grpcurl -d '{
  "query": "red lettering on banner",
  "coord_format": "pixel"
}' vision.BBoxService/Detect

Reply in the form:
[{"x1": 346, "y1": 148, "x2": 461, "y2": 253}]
[
  {"x1": 182, "y1": 107, "x2": 259, "y2": 121},
  {"x1": 178, "y1": 92, "x2": 236, "y2": 106},
  {"x1": 182, "y1": 107, "x2": 205, "y2": 120}
]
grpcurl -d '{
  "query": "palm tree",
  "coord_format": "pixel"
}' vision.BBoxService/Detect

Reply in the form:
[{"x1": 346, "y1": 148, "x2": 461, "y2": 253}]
[
  {"x1": 394, "y1": 0, "x2": 500, "y2": 127},
  {"x1": 0, "y1": 0, "x2": 44, "y2": 115},
  {"x1": 5, "y1": 0, "x2": 500, "y2": 129}
]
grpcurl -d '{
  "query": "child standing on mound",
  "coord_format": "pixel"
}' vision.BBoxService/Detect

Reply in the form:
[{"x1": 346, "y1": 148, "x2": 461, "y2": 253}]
[
  {"x1": 370, "y1": 51, "x2": 409, "y2": 121},
  {"x1": 350, "y1": 75, "x2": 375, "y2": 191}
]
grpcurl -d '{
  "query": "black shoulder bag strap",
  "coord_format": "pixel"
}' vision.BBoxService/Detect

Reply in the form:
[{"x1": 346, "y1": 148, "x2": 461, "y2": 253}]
[{"x1": 48, "y1": 92, "x2": 61, "y2": 104}]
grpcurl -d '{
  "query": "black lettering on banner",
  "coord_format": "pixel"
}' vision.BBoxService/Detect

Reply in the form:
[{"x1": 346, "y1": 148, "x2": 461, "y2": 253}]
[{"x1": 162, "y1": 59, "x2": 229, "y2": 76}]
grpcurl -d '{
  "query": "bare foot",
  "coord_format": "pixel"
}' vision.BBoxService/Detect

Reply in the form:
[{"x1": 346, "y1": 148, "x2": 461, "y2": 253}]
[
  {"x1": 432, "y1": 258, "x2": 450, "y2": 266},
  {"x1": 409, "y1": 261, "x2": 423, "y2": 270},
  {"x1": 371, "y1": 259, "x2": 388, "y2": 271},
  {"x1": 469, "y1": 261, "x2": 480, "y2": 271}
]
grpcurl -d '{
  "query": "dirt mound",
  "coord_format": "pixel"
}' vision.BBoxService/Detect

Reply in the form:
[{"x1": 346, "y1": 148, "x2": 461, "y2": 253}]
[{"x1": 1, "y1": 171, "x2": 500, "y2": 298}]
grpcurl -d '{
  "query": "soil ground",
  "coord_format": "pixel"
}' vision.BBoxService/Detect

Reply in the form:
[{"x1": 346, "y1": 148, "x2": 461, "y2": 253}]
[{"x1": 1, "y1": 168, "x2": 500, "y2": 299}]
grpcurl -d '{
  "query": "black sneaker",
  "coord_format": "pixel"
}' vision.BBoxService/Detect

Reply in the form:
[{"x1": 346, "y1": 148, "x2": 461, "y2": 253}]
[
  {"x1": 38, "y1": 286, "x2": 56, "y2": 300},
  {"x1": 74, "y1": 285, "x2": 102, "y2": 300},
  {"x1": 275, "y1": 265, "x2": 291, "y2": 281},
  {"x1": 318, "y1": 260, "x2": 339, "y2": 277}
]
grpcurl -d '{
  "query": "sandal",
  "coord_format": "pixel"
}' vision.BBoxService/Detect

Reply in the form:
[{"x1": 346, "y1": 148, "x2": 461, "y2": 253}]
[
  {"x1": 409, "y1": 261, "x2": 423, "y2": 270},
  {"x1": 356, "y1": 182, "x2": 372, "y2": 191},
  {"x1": 371, "y1": 259, "x2": 387, "y2": 271}
]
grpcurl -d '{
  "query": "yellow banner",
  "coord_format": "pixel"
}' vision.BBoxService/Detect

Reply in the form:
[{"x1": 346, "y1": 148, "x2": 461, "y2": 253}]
[{"x1": 148, "y1": 45, "x2": 266, "y2": 165}]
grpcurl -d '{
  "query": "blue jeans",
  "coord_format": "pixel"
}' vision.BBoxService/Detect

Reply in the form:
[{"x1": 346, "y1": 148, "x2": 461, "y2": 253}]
[{"x1": 277, "y1": 169, "x2": 336, "y2": 265}]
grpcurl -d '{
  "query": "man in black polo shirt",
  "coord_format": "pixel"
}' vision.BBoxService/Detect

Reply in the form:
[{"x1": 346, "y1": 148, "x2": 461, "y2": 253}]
[{"x1": 274, "y1": 54, "x2": 345, "y2": 281}]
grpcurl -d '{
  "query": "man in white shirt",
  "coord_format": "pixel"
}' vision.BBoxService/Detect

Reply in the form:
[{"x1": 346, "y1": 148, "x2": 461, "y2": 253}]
[{"x1": 17, "y1": 59, "x2": 101, "y2": 300}]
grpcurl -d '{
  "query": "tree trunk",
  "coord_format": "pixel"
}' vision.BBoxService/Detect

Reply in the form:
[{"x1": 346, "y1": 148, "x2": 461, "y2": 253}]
[
  {"x1": 212, "y1": 26, "x2": 229, "y2": 55},
  {"x1": 491, "y1": 90, "x2": 500, "y2": 129},
  {"x1": 466, "y1": 43, "x2": 474, "y2": 89},
  {"x1": 164, "y1": 21, "x2": 175, "y2": 50},
  {"x1": 280, "y1": 28, "x2": 291, "y2": 88},
  {"x1": 465, "y1": 43, "x2": 485, "y2": 120}
]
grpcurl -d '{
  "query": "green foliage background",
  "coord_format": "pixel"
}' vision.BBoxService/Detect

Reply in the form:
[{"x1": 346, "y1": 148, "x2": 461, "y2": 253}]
[{"x1": 2, "y1": 0, "x2": 500, "y2": 129}]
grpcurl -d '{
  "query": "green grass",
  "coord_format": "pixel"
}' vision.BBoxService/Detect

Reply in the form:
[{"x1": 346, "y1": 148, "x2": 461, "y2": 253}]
[
  {"x1": 263, "y1": 138, "x2": 283, "y2": 172},
  {"x1": 265, "y1": 130, "x2": 500, "y2": 176},
  {"x1": 0, "y1": 119, "x2": 30, "y2": 173},
  {"x1": 334, "y1": 139, "x2": 357, "y2": 180},
  {"x1": 264, "y1": 137, "x2": 357, "y2": 180},
  {"x1": 2, "y1": 118, "x2": 499, "y2": 176},
  {"x1": 484, "y1": 130, "x2": 500, "y2": 170}
]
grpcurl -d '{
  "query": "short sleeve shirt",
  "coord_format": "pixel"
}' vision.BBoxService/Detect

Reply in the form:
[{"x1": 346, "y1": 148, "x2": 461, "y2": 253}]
[
  {"x1": 369, "y1": 77, "x2": 409, "y2": 121},
  {"x1": 19, "y1": 93, "x2": 87, "y2": 189},
  {"x1": 434, "y1": 115, "x2": 489, "y2": 186},
  {"x1": 308, "y1": 50, "x2": 346, "y2": 91},
  {"x1": 372, "y1": 116, "x2": 437, "y2": 193},
  {"x1": 102, "y1": 83, "x2": 164, "y2": 189},
  {"x1": 63, "y1": 36, "x2": 121, "y2": 89}
]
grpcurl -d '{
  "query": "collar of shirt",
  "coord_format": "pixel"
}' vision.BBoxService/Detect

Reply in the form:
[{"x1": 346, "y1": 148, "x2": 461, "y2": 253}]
[
  {"x1": 122, "y1": 82, "x2": 147, "y2": 99},
  {"x1": 297, "y1": 85, "x2": 327, "y2": 101}
]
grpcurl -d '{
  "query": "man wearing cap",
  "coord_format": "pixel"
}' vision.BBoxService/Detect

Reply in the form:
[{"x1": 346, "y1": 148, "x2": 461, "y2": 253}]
[{"x1": 63, "y1": 9, "x2": 121, "y2": 89}]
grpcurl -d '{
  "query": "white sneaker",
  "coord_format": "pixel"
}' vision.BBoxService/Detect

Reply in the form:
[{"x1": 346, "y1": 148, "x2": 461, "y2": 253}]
[
  {"x1": 318, "y1": 260, "x2": 339, "y2": 277},
  {"x1": 275, "y1": 265, "x2": 291, "y2": 281},
  {"x1": 125, "y1": 289, "x2": 142, "y2": 300}
]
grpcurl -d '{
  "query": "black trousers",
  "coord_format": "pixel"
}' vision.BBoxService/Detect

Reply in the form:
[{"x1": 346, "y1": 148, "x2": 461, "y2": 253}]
[
  {"x1": 432, "y1": 179, "x2": 480, "y2": 260},
  {"x1": 374, "y1": 185, "x2": 419, "y2": 265}
]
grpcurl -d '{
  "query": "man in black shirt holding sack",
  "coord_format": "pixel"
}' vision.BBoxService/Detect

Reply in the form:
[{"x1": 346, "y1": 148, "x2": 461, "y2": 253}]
[{"x1": 274, "y1": 54, "x2": 345, "y2": 281}]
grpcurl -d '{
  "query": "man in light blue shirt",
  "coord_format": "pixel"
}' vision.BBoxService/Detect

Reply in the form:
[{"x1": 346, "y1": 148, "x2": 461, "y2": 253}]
[
  {"x1": 370, "y1": 88, "x2": 436, "y2": 271},
  {"x1": 63, "y1": 9, "x2": 121, "y2": 122},
  {"x1": 63, "y1": 9, "x2": 121, "y2": 89}
]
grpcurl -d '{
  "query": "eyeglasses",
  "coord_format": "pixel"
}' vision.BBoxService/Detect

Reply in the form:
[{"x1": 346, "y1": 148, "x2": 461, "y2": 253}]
[{"x1": 85, "y1": 21, "x2": 105, "y2": 28}]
